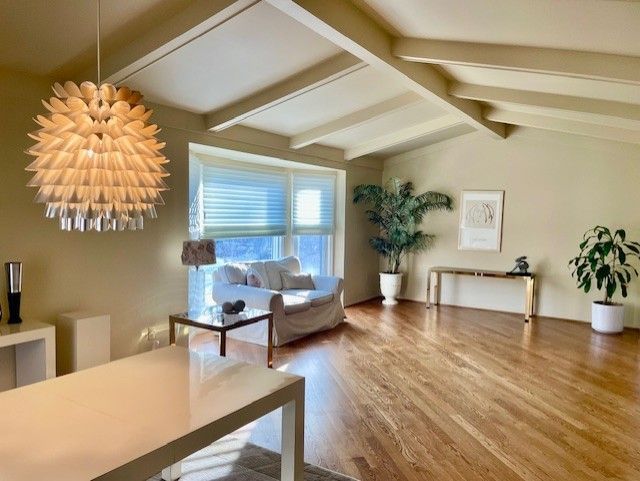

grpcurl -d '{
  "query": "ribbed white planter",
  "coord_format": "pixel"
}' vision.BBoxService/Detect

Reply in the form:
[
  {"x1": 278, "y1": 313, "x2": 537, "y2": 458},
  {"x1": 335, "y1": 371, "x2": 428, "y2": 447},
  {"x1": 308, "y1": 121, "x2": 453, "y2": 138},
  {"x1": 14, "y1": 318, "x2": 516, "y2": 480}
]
[
  {"x1": 380, "y1": 273, "x2": 403, "y2": 306},
  {"x1": 591, "y1": 301, "x2": 624, "y2": 334}
]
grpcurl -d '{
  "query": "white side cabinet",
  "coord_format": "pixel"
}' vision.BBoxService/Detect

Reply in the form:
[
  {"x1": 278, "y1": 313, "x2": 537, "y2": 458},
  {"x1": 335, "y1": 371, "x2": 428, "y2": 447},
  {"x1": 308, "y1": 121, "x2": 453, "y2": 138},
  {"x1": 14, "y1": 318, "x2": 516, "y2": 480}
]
[
  {"x1": 56, "y1": 312, "x2": 110, "y2": 375},
  {"x1": 0, "y1": 321, "x2": 56, "y2": 387}
]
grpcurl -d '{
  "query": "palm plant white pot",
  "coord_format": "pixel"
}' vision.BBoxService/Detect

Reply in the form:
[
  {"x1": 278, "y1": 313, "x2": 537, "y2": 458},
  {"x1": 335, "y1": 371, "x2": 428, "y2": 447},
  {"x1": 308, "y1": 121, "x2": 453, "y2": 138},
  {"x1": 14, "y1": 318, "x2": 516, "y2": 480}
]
[
  {"x1": 380, "y1": 273, "x2": 403, "y2": 305},
  {"x1": 591, "y1": 301, "x2": 624, "y2": 333},
  {"x1": 353, "y1": 178, "x2": 453, "y2": 308}
]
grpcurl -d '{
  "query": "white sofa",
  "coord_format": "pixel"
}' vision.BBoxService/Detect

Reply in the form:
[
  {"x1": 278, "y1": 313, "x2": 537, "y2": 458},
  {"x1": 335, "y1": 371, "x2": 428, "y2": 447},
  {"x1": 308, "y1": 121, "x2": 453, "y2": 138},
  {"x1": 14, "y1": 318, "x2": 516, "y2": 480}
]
[{"x1": 211, "y1": 256, "x2": 345, "y2": 346}]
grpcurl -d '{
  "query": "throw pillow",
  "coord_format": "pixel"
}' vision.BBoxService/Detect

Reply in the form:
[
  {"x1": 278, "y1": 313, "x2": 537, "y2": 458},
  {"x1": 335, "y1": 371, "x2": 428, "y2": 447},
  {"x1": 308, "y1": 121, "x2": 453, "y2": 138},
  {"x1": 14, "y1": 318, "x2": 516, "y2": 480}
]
[
  {"x1": 281, "y1": 271, "x2": 315, "y2": 290},
  {"x1": 247, "y1": 267, "x2": 266, "y2": 288},
  {"x1": 222, "y1": 263, "x2": 248, "y2": 284},
  {"x1": 264, "y1": 256, "x2": 301, "y2": 290}
]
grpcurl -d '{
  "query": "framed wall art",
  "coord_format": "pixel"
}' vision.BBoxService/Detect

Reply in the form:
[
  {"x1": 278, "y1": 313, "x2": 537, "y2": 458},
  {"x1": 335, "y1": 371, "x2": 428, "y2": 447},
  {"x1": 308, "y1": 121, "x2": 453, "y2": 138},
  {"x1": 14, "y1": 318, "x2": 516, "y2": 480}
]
[{"x1": 458, "y1": 190, "x2": 504, "y2": 252}]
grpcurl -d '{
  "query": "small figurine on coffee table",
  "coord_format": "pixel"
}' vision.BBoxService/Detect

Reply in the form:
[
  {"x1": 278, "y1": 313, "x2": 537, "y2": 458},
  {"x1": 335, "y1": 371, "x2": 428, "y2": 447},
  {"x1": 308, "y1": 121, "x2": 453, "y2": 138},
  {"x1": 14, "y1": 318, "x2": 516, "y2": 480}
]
[
  {"x1": 508, "y1": 256, "x2": 531, "y2": 276},
  {"x1": 221, "y1": 299, "x2": 246, "y2": 314}
]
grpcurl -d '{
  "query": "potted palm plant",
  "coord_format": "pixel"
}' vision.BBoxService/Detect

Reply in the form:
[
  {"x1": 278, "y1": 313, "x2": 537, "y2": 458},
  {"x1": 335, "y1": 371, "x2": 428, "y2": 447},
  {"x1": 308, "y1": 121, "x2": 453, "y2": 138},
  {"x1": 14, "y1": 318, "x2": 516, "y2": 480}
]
[
  {"x1": 354, "y1": 177, "x2": 453, "y2": 305},
  {"x1": 569, "y1": 226, "x2": 640, "y2": 333}
]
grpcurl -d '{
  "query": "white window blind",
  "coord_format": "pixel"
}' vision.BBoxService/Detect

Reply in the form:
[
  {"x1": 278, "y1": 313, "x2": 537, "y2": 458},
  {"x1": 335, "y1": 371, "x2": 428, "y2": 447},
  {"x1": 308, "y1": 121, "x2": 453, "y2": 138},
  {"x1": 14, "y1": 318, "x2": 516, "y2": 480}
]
[
  {"x1": 202, "y1": 164, "x2": 287, "y2": 239},
  {"x1": 292, "y1": 172, "x2": 335, "y2": 235}
]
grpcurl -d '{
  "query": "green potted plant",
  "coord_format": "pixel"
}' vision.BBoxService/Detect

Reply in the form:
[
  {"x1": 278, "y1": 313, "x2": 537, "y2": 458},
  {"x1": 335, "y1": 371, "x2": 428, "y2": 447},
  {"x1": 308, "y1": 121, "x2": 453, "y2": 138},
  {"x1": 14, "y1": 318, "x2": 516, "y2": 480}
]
[
  {"x1": 569, "y1": 226, "x2": 640, "y2": 333},
  {"x1": 354, "y1": 177, "x2": 453, "y2": 305}
]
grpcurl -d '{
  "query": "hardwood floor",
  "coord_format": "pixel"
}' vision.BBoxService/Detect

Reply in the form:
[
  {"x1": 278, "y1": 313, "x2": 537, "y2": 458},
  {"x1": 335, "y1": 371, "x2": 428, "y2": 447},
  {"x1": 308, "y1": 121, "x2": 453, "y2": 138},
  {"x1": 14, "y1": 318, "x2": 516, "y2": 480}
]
[{"x1": 193, "y1": 300, "x2": 640, "y2": 481}]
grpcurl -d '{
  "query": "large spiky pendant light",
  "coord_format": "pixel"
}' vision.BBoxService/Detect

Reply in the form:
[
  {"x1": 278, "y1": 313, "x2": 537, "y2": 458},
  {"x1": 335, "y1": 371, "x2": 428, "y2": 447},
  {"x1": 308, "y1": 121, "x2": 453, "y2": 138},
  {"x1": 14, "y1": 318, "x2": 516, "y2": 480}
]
[{"x1": 25, "y1": 0, "x2": 169, "y2": 232}]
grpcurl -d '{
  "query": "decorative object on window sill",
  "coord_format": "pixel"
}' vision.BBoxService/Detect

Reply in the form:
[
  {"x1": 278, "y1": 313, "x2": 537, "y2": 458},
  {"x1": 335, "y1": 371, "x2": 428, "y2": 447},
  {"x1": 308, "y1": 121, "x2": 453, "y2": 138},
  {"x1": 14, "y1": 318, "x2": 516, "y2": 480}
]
[
  {"x1": 222, "y1": 300, "x2": 246, "y2": 315},
  {"x1": 458, "y1": 190, "x2": 504, "y2": 252},
  {"x1": 508, "y1": 256, "x2": 531, "y2": 276},
  {"x1": 569, "y1": 226, "x2": 640, "y2": 334},
  {"x1": 5, "y1": 262, "x2": 23, "y2": 324},
  {"x1": 353, "y1": 177, "x2": 453, "y2": 305},
  {"x1": 25, "y1": 0, "x2": 169, "y2": 232}
]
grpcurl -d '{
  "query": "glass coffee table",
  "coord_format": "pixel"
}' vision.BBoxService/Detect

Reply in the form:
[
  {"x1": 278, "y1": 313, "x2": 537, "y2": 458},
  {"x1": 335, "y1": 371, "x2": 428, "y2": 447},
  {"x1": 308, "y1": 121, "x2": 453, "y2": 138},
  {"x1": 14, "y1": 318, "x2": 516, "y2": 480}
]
[{"x1": 169, "y1": 306, "x2": 274, "y2": 368}]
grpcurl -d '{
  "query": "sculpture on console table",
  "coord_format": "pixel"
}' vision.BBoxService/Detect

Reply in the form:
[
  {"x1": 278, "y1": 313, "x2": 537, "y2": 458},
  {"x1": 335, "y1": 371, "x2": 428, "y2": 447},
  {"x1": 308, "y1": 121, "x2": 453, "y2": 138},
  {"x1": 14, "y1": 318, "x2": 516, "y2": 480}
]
[{"x1": 509, "y1": 256, "x2": 531, "y2": 276}]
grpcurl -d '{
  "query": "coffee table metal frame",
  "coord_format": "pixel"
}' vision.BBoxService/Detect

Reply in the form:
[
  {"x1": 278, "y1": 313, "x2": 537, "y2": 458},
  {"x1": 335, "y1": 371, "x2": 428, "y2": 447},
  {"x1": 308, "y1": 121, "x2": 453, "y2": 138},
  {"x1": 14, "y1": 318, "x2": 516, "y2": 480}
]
[{"x1": 170, "y1": 308, "x2": 274, "y2": 368}]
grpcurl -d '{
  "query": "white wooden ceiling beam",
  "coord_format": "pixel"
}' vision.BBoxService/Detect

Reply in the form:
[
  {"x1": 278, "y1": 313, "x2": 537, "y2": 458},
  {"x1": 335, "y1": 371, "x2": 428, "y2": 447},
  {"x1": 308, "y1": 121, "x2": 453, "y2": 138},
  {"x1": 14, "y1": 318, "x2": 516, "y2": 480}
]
[
  {"x1": 344, "y1": 114, "x2": 463, "y2": 160},
  {"x1": 265, "y1": 0, "x2": 506, "y2": 139},
  {"x1": 98, "y1": 0, "x2": 259, "y2": 85},
  {"x1": 451, "y1": 83, "x2": 640, "y2": 130},
  {"x1": 394, "y1": 38, "x2": 640, "y2": 85},
  {"x1": 484, "y1": 108, "x2": 640, "y2": 145},
  {"x1": 451, "y1": 83, "x2": 640, "y2": 121},
  {"x1": 289, "y1": 92, "x2": 422, "y2": 149},
  {"x1": 206, "y1": 52, "x2": 366, "y2": 131}
]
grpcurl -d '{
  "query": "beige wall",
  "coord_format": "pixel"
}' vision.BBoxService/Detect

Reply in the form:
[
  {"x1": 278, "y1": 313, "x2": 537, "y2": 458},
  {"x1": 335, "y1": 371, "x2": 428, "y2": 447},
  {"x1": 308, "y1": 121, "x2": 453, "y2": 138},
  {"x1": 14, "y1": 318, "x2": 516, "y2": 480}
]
[
  {"x1": 383, "y1": 127, "x2": 640, "y2": 327},
  {"x1": 0, "y1": 69, "x2": 381, "y2": 388}
]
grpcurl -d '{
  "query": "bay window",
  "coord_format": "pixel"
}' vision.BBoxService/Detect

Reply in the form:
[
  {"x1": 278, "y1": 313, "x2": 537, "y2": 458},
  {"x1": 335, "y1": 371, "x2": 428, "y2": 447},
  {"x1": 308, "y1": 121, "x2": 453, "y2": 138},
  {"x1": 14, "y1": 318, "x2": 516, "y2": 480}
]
[{"x1": 194, "y1": 158, "x2": 336, "y2": 276}]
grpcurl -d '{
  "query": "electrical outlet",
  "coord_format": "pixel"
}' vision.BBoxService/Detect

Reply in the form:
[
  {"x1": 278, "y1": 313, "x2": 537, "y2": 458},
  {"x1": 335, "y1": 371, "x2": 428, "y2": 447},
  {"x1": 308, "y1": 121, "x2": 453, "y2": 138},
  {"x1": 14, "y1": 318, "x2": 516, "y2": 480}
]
[{"x1": 147, "y1": 327, "x2": 157, "y2": 341}]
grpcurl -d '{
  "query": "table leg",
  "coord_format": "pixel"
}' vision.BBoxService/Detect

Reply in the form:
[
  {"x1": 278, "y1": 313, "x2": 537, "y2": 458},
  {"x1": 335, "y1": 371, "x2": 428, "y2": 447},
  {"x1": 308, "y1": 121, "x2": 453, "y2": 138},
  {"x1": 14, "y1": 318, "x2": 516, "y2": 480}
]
[
  {"x1": 524, "y1": 277, "x2": 535, "y2": 322},
  {"x1": 435, "y1": 272, "x2": 441, "y2": 306},
  {"x1": 529, "y1": 277, "x2": 536, "y2": 321},
  {"x1": 267, "y1": 315, "x2": 273, "y2": 368},
  {"x1": 169, "y1": 318, "x2": 175, "y2": 345},
  {"x1": 161, "y1": 462, "x2": 182, "y2": 481},
  {"x1": 219, "y1": 331, "x2": 227, "y2": 357},
  {"x1": 281, "y1": 383, "x2": 305, "y2": 481},
  {"x1": 531, "y1": 277, "x2": 536, "y2": 318},
  {"x1": 426, "y1": 270, "x2": 431, "y2": 308}
]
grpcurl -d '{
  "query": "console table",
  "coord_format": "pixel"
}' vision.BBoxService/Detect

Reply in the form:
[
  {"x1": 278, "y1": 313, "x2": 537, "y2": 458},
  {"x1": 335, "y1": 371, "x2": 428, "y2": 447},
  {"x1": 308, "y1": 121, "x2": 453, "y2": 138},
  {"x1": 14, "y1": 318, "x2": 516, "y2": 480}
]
[
  {"x1": 0, "y1": 321, "x2": 55, "y2": 387},
  {"x1": 0, "y1": 346, "x2": 305, "y2": 481},
  {"x1": 426, "y1": 267, "x2": 535, "y2": 322}
]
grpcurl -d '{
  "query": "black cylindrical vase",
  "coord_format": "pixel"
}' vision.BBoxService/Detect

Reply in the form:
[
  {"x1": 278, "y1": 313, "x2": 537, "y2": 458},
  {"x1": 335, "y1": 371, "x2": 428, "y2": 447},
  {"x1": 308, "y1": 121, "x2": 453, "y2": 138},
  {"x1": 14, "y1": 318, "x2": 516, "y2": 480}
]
[
  {"x1": 7, "y1": 292, "x2": 21, "y2": 324},
  {"x1": 5, "y1": 262, "x2": 22, "y2": 324}
]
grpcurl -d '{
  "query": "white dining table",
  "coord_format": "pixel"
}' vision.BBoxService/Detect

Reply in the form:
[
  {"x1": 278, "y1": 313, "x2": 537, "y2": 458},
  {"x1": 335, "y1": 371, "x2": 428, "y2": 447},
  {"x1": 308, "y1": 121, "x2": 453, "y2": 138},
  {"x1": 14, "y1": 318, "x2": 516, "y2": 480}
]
[{"x1": 0, "y1": 345, "x2": 305, "y2": 481}]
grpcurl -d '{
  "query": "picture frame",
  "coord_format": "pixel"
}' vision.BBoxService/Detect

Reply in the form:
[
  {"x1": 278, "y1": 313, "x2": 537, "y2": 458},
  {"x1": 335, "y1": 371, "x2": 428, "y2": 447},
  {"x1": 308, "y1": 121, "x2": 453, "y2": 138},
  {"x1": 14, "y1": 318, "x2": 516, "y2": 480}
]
[{"x1": 458, "y1": 190, "x2": 504, "y2": 252}]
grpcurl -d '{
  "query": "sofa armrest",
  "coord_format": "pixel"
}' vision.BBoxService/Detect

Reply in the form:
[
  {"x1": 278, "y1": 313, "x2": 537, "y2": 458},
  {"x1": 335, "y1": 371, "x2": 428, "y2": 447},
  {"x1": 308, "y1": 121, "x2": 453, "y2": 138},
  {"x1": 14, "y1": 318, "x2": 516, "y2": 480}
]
[
  {"x1": 212, "y1": 283, "x2": 284, "y2": 316},
  {"x1": 312, "y1": 275, "x2": 344, "y2": 296}
]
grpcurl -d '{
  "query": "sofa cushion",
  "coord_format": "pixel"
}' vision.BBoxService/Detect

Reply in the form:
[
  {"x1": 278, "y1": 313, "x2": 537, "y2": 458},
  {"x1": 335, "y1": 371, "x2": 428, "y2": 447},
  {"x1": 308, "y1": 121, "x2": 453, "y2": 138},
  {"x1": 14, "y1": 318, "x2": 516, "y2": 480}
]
[
  {"x1": 282, "y1": 294, "x2": 311, "y2": 314},
  {"x1": 281, "y1": 289, "x2": 334, "y2": 307},
  {"x1": 281, "y1": 271, "x2": 315, "y2": 290},
  {"x1": 264, "y1": 256, "x2": 301, "y2": 290},
  {"x1": 215, "y1": 263, "x2": 248, "y2": 284}
]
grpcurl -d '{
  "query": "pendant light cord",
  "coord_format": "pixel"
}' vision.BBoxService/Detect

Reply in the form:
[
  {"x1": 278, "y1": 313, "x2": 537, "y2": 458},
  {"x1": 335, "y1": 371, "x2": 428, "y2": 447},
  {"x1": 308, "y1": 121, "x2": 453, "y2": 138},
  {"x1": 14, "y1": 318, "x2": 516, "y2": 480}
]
[{"x1": 96, "y1": 0, "x2": 101, "y2": 85}]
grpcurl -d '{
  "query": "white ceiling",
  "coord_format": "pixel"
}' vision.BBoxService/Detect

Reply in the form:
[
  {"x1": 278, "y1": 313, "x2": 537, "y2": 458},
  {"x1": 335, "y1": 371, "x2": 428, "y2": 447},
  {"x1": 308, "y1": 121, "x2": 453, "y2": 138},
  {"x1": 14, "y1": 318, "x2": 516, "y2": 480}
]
[
  {"x1": 439, "y1": 65, "x2": 640, "y2": 105},
  {"x1": 323, "y1": 101, "x2": 446, "y2": 148},
  {"x1": 362, "y1": 0, "x2": 640, "y2": 56},
  {"x1": 125, "y1": 2, "x2": 341, "y2": 114},
  {"x1": 241, "y1": 66, "x2": 414, "y2": 135},
  {"x1": 486, "y1": 101, "x2": 640, "y2": 131},
  {"x1": 358, "y1": 0, "x2": 640, "y2": 150},
  {"x1": 2, "y1": 0, "x2": 639, "y2": 159},
  {"x1": 374, "y1": 123, "x2": 476, "y2": 158}
]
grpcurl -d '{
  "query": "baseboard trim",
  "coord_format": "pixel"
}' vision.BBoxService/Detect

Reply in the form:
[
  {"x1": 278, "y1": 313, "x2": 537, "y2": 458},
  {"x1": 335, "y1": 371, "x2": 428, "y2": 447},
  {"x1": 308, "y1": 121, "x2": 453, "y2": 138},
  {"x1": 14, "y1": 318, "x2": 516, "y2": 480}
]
[
  {"x1": 399, "y1": 297, "x2": 640, "y2": 331},
  {"x1": 345, "y1": 295, "x2": 382, "y2": 308}
]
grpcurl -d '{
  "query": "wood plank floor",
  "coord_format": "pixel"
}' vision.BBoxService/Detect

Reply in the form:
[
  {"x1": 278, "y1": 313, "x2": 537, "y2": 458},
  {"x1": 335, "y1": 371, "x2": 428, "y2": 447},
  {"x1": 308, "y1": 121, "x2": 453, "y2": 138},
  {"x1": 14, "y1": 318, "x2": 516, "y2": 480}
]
[{"x1": 193, "y1": 300, "x2": 640, "y2": 481}]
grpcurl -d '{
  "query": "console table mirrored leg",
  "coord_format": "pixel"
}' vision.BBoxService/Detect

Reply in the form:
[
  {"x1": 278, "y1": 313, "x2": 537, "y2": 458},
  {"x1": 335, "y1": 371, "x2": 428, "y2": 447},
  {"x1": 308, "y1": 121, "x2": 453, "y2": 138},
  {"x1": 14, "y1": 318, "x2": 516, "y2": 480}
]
[
  {"x1": 425, "y1": 270, "x2": 440, "y2": 308},
  {"x1": 524, "y1": 276, "x2": 535, "y2": 323}
]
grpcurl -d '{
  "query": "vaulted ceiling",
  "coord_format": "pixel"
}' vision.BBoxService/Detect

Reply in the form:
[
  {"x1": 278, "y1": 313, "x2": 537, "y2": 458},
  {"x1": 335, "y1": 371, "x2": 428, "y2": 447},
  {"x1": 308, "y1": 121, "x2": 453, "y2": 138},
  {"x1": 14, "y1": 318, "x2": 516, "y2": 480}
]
[{"x1": 2, "y1": 0, "x2": 639, "y2": 159}]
